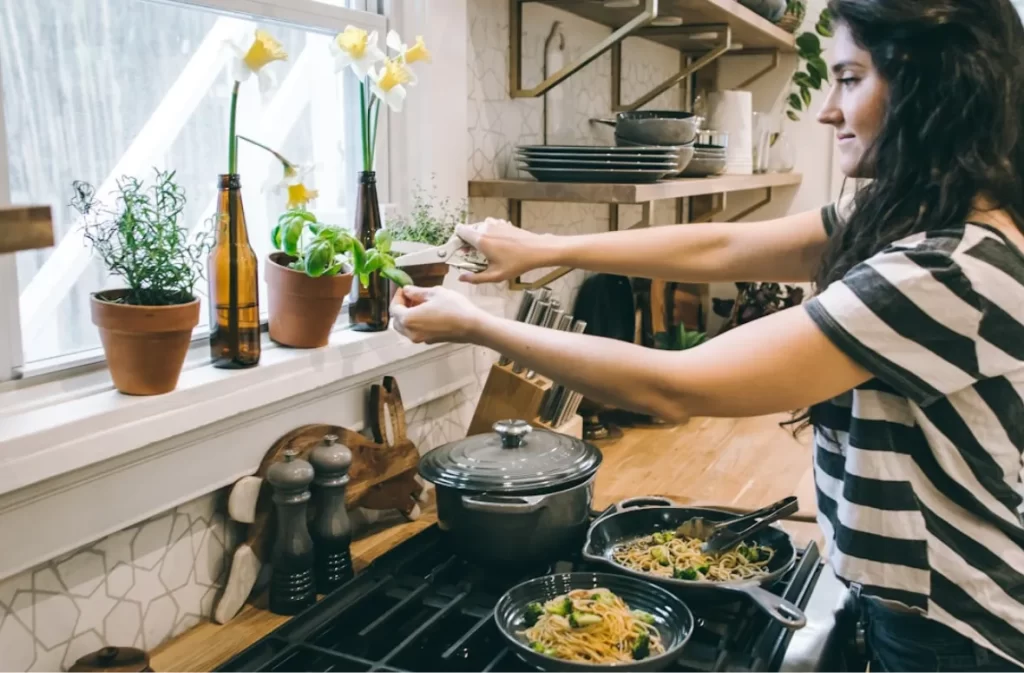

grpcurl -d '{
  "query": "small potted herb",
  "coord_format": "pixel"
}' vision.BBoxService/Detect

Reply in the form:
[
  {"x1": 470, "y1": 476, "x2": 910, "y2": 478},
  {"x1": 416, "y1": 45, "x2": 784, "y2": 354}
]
[
  {"x1": 653, "y1": 324, "x2": 708, "y2": 351},
  {"x1": 386, "y1": 182, "x2": 467, "y2": 288},
  {"x1": 713, "y1": 282, "x2": 805, "y2": 333},
  {"x1": 76, "y1": 171, "x2": 211, "y2": 395},
  {"x1": 268, "y1": 209, "x2": 410, "y2": 348}
]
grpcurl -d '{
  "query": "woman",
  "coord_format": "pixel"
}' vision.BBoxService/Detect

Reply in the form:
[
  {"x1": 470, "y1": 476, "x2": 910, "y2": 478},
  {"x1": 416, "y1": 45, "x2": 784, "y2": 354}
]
[{"x1": 392, "y1": 0, "x2": 1024, "y2": 670}]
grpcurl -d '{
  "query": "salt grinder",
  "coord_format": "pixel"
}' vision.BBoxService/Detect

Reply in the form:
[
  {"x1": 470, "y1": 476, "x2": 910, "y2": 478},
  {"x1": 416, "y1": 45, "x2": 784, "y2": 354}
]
[
  {"x1": 267, "y1": 449, "x2": 316, "y2": 615},
  {"x1": 310, "y1": 434, "x2": 355, "y2": 593}
]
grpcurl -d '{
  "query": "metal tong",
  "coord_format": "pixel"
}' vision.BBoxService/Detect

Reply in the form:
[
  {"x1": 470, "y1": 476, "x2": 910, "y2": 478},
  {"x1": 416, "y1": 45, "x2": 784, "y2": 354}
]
[
  {"x1": 677, "y1": 495, "x2": 799, "y2": 555},
  {"x1": 392, "y1": 235, "x2": 488, "y2": 272}
]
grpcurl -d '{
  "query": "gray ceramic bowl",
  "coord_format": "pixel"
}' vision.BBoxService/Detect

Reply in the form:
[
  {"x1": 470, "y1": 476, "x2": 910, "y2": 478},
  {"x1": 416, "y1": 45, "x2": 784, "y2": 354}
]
[{"x1": 679, "y1": 155, "x2": 728, "y2": 178}]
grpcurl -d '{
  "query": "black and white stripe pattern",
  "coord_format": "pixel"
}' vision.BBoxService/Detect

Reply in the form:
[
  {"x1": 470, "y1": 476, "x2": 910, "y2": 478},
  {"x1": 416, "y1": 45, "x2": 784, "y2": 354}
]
[{"x1": 805, "y1": 217, "x2": 1024, "y2": 667}]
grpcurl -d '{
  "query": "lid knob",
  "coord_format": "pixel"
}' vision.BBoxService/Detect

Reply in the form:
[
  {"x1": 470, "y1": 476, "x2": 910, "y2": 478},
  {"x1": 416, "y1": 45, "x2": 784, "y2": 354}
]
[{"x1": 493, "y1": 419, "x2": 532, "y2": 448}]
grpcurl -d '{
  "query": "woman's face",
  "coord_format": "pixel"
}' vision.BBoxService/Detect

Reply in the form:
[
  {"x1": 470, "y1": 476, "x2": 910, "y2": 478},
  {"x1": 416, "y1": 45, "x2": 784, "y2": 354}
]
[{"x1": 817, "y1": 23, "x2": 888, "y2": 178}]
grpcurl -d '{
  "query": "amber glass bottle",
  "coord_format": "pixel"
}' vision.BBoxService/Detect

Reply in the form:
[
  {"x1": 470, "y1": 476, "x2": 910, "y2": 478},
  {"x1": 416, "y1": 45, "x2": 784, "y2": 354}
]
[
  {"x1": 348, "y1": 171, "x2": 389, "y2": 331},
  {"x1": 208, "y1": 174, "x2": 261, "y2": 368}
]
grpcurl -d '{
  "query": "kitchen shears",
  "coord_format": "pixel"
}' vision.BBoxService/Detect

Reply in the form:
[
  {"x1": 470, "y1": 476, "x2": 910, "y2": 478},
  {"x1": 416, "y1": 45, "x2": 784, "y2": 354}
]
[{"x1": 391, "y1": 234, "x2": 488, "y2": 273}]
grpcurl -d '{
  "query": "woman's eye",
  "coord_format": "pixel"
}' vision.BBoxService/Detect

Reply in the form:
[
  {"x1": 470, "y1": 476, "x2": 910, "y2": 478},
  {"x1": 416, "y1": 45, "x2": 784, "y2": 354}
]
[{"x1": 839, "y1": 77, "x2": 859, "y2": 88}]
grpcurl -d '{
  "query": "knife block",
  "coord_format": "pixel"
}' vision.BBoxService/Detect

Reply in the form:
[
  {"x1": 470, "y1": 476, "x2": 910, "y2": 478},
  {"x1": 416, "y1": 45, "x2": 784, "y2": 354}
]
[{"x1": 468, "y1": 362, "x2": 583, "y2": 438}]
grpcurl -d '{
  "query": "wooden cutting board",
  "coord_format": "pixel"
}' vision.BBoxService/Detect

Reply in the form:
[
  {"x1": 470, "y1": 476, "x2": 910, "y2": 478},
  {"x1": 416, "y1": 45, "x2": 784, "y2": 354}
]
[{"x1": 214, "y1": 376, "x2": 426, "y2": 624}]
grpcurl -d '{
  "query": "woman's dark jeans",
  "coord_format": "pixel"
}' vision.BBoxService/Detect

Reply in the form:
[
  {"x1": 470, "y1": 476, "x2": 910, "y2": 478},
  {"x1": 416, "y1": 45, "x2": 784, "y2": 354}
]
[{"x1": 862, "y1": 598, "x2": 1022, "y2": 672}]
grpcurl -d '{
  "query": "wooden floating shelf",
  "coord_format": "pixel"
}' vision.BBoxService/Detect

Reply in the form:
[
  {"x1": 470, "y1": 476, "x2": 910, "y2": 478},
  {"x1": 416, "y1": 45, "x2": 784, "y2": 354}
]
[
  {"x1": 537, "y1": 0, "x2": 797, "y2": 52},
  {"x1": 469, "y1": 172, "x2": 803, "y2": 205}
]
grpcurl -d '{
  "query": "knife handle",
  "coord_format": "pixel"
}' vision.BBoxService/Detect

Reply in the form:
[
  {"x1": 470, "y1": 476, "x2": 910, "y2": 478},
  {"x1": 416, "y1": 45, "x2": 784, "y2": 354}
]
[{"x1": 500, "y1": 290, "x2": 537, "y2": 366}]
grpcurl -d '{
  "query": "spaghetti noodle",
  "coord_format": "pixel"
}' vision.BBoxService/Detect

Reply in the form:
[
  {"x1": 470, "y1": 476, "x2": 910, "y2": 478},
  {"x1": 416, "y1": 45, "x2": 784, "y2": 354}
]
[
  {"x1": 519, "y1": 588, "x2": 665, "y2": 664},
  {"x1": 612, "y1": 530, "x2": 773, "y2": 582}
]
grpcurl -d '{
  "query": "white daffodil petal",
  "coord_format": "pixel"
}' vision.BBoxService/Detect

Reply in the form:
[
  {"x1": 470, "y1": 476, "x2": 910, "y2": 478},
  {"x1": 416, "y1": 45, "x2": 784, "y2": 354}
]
[
  {"x1": 386, "y1": 29, "x2": 404, "y2": 52},
  {"x1": 257, "y1": 68, "x2": 274, "y2": 93},
  {"x1": 372, "y1": 82, "x2": 406, "y2": 112},
  {"x1": 230, "y1": 58, "x2": 252, "y2": 82},
  {"x1": 351, "y1": 58, "x2": 375, "y2": 79},
  {"x1": 333, "y1": 50, "x2": 354, "y2": 73}
]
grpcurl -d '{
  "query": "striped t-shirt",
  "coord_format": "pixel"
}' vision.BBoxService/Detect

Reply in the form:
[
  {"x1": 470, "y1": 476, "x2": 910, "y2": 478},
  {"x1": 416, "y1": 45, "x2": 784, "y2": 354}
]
[{"x1": 805, "y1": 203, "x2": 1024, "y2": 666}]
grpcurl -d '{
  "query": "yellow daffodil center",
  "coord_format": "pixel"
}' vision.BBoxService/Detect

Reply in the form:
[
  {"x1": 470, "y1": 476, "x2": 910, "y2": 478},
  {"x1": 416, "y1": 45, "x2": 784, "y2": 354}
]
[
  {"x1": 287, "y1": 183, "x2": 319, "y2": 209},
  {"x1": 243, "y1": 29, "x2": 288, "y2": 72},
  {"x1": 404, "y1": 36, "x2": 431, "y2": 64},
  {"x1": 376, "y1": 59, "x2": 411, "y2": 93},
  {"x1": 335, "y1": 26, "x2": 369, "y2": 59}
]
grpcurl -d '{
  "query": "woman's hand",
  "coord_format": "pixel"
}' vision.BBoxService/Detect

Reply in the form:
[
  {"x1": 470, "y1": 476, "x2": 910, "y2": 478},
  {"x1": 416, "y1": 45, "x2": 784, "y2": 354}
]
[
  {"x1": 455, "y1": 218, "x2": 554, "y2": 284},
  {"x1": 390, "y1": 286, "x2": 489, "y2": 344}
]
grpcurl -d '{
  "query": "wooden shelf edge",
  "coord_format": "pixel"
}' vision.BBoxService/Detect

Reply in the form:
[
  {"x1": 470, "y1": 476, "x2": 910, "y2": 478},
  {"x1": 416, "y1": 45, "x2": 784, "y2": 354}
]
[{"x1": 469, "y1": 172, "x2": 802, "y2": 204}]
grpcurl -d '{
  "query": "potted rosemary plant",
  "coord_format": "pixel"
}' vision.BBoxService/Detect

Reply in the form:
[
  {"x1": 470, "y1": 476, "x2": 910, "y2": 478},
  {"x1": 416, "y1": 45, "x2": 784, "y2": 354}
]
[
  {"x1": 76, "y1": 171, "x2": 211, "y2": 395},
  {"x1": 268, "y1": 208, "x2": 410, "y2": 348}
]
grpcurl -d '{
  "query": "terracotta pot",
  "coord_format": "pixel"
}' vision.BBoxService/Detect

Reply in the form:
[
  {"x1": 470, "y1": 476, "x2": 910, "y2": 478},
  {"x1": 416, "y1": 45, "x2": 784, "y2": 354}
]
[
  {"x1": 91, "y1": 290, "x2": 200, "y2": 396},
  {"x1": 266, "y1": 252, "x2": 353, "y2": 348},
  {"x1": 389, "y1": 261, "x2": 450, "y2": 300}
]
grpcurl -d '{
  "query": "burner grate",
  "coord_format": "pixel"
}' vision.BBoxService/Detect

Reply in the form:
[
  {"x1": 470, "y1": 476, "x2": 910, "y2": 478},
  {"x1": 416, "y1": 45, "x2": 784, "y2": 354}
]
[{"x1": 219, "y1": 526, "x2": 822, "y2": 673}]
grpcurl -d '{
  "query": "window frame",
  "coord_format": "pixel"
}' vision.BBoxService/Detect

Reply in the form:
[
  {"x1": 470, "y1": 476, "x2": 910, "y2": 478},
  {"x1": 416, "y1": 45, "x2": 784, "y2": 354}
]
[{"x1": 0, "y1": 0, "x2": 391, "y2": 383}]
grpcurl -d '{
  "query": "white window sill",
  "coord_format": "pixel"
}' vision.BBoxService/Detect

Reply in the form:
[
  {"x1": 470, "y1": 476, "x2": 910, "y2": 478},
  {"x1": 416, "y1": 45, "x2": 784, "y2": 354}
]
[{"x1": 0, "y1": 324, "x2": 472, "y2": 498}]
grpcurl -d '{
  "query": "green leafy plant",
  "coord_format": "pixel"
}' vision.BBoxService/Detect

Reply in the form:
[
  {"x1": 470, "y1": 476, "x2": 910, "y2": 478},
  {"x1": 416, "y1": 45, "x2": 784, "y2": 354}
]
[
  {"x1": 271, "y1": 209, "x2": 412, "y2": 287},
  {"x1": 386, "y1": 180, "x2": 467, "y2": 247},
  {"x1": 74, "y1": 170, "x2": 211, "y2": 306},
  {"x1": 653, "y1": 324, "x2": 708, "y2": 351},
  {"x1": 786, "y1": 8, "x2": 834, "y2": 122}
]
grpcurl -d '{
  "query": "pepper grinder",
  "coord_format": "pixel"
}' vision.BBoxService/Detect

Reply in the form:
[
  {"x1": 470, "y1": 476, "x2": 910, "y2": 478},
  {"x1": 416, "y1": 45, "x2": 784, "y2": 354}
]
[
  {"x1": 267, "y1": 449, "x2": 316, "y2": 615},
  {"x1": 309, "y1": 434, "x2": 354, "y2": 593}
]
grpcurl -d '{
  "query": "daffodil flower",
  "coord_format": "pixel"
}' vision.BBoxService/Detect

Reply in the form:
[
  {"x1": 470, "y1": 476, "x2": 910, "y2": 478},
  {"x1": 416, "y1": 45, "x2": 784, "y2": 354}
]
[
  {"x1": 330, "y1": 25, "x2": 386, "y2": 78},
  {"x1": 370, "y1": 58, "x2": 416, "y2": 112},
  {"x1": 281, "y1": 164, "x2": 319, "y2": 210},
  {"x1": 386, "y1": 30, "x2": 431, "y2": 65},
  {"x1": 226, "y1": 29, "x2": 288, "y2": 92}
]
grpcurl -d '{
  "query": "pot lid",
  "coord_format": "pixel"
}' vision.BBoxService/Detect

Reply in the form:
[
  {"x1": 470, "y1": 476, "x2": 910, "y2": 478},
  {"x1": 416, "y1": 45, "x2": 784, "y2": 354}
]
[{"x1": 419, "y1": 419, "x2": 602, "y2": 492}]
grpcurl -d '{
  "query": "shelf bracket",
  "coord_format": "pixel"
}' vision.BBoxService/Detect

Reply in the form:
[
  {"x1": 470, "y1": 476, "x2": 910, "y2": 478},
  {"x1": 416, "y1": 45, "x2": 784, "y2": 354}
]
[
  {"x1": 510, "y1": 0, "x2": 656, "y2": 99},
  {"x1": 727, "y1": 187, "x2": 774, "y2": 222},
  {"x1": 507, "y1": 199, "x2": 574, "y2": 291},
  {"x1": 612, "y1": 25, "x2": 732, "y2": 112},
  {"x1": 691, "y1": 193, "x2": 726, "y2": 223},
  {"x1": 733, "y1": 49, "x2": 781, "y2": 90}
]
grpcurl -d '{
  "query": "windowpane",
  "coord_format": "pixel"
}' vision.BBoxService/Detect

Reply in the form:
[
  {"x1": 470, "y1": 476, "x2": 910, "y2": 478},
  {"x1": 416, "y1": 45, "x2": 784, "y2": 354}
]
[{"x1": 1, "y1": 0, "x2": 352, "y2": 366}]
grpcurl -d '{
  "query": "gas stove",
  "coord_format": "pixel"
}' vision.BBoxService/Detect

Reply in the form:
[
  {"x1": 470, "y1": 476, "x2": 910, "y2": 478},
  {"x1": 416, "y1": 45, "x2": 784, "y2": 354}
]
[{"x1": 218, "y1": 525, "x2": 828, "y2": 672}]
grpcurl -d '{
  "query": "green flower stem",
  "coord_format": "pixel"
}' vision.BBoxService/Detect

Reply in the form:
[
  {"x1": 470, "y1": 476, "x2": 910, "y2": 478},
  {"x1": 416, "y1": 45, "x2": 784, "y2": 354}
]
[
  {"x1": 236, "y1": 134, "x2": 293, "y2": 170},
  {"x1": 368, "y1": 98, "x2": 382, "y2": 170},
  {"x1": 359, "y1": 81, "x2": 370, "y2": 172},
  {"x1": 228, "y1": 81, "x2": 240, "y2": 174}
]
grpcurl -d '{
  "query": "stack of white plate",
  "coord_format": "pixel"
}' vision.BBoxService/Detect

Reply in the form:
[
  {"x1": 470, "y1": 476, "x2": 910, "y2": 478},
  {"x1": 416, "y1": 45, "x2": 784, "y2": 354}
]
[{"x1": 516, "y1": 145, "x2": 682, "y2": 183}]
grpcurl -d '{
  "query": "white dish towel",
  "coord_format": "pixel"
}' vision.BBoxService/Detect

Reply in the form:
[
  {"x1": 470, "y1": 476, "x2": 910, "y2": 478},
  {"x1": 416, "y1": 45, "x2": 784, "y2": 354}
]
[{"x1": 709, "y1": 90, "x2": 753, "y2": 175}]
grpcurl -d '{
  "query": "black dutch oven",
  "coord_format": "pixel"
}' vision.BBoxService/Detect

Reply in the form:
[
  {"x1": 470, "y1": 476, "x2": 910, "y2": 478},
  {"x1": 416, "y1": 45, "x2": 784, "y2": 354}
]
[{"x1": 418, "y1": 419, "x2": 603, "y2": 568}]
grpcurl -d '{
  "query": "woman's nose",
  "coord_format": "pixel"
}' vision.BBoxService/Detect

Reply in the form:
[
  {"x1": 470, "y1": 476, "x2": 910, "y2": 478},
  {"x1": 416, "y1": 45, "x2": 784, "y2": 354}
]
[{"x1": 817, "y1": 85, "x2": 842, "y2": 126}]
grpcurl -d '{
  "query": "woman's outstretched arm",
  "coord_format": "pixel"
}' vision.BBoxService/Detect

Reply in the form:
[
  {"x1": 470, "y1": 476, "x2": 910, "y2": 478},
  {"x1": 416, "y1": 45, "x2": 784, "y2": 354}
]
[
  {"x1": 457, "y1": 208, "x2": 830, "y2": 285},
  {"x1": 392, "y1": 287, "x2": 871, "y2": 422}
]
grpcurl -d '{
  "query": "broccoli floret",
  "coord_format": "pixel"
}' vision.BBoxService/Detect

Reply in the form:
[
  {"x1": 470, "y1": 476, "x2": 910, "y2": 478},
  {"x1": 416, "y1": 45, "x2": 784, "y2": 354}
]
[
  {"x1": 739, "y1": 544, "x2": 765, "y2": 563},
  {"x1": 523, "y1": 602, "x2": 544, "y2": 627},
  {"x1": 673, "y1": 566, "x2": 698, "y2": 580},
  {"x1": 632, "y1": 632, "x2": 651, "y2": 660},
  {"x1": 696, "y1": 564, "x2": 710, "y2": 575},
  {"x1": 650, "y1": 546, "x2": 671, "y2": 566},
  {"x1": 569, "y1": 611, "x2": 602, "y2": 628},
  {"x1": 530, "y1": 642, "x2": 556, "y2": 656},
  {"x1": 545, "y1": 596, "x2": 572, "y2": 616},
  {"x1": 631, "y1": 609, "x2": 656, "y2": 625},
  {"x1": 651, "y1": 531, "x2": 675, "y2": 544},
  {"x1": 591, "y1": 591, "x2": 616, "y2": 605}
]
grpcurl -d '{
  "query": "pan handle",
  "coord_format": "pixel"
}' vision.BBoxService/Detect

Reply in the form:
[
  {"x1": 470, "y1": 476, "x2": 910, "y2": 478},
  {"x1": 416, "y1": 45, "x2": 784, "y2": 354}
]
[
  {"x1": 589, "y1": 496, "x2": 677, "y2": 522},
  {"x1": 736, "y1": 584, "x2": 807, "y2": 629}
]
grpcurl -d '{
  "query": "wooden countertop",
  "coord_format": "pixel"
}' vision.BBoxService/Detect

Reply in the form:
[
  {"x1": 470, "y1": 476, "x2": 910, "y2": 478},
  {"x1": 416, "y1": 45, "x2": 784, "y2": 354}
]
[{"x1": 152, "y1": 413, "x2": 820, "y2": 672}]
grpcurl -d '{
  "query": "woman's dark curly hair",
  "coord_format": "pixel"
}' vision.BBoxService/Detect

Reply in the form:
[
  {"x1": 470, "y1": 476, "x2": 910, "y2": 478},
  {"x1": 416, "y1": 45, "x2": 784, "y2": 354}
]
[
  {"x1": 818, "y1": 0, "x2": 1024, "y2": 289},
  {"x1": 793, "y1": 0, "x2": 1024, "y2": 434}
]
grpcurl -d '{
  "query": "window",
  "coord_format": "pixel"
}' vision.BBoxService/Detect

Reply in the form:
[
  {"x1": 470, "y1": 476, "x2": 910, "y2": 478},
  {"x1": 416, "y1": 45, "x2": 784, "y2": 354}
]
[{"x1": 0, "y1": 0, "x2": 388, "y2": 379}]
